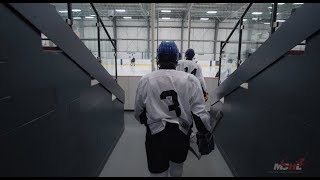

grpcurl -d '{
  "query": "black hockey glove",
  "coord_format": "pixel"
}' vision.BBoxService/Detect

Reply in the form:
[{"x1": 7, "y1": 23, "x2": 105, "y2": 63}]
[
  {"x1": 196, "y1": 131, "x2": 214, "y2": 155},
  {"x1": 139, "y1": 109, "x2": 148, "y2": 125}
]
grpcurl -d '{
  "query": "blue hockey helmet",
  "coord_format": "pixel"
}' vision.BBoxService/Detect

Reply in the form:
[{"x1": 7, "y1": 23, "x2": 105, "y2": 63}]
[{"x1": 157, "y1": 41, "x2": 179, "y2": 65}]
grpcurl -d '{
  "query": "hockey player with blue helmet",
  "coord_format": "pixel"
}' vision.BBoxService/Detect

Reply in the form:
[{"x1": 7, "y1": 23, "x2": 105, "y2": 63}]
[
  {"x1": 156, "y1": 41, "x2": 179, "y2": 69},
  {"x1": 134, "y1": 41, "x2": 214, "y2": 177}
]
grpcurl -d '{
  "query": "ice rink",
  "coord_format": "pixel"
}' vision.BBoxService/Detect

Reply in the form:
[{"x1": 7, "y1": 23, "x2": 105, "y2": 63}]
[{"x1": 101, "y1": 58, "x2": 236, "y2": 78}]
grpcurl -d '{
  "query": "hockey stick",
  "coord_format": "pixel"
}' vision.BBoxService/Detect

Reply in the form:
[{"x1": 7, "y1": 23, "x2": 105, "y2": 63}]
[{"x1": 189, "y1": 142, "x2": 202, "y2": 160}]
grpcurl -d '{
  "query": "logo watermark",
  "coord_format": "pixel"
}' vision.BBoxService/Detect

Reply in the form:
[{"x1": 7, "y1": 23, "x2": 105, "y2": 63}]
[{"x1": 269, "y1": 157, "x2": 304, "y2": 174}]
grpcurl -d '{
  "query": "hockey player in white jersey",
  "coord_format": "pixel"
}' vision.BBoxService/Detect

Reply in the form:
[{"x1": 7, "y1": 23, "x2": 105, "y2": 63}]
[
  {"x1": 134, "y1": 41, "x2": 214, "y2": 177},
  {"x1": 176, "y1": 48, "x2": 209, "y2": 102}
]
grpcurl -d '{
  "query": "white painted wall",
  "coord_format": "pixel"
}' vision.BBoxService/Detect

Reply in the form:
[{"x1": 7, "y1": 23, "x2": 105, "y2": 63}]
[{"x1": 73, "y1": 18, "x2": 271, "y2": 63}]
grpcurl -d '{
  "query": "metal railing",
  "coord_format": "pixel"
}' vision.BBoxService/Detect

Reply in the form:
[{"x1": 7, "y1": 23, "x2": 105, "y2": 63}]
[
  {"x1": 42, "y1": 3, "x2": 118, "y2": 81},
  {"x1": 217, "y1": 3, "x2": 252, "y2": 86},
  {"x1": 217, "y1": 3, "x2": 303, "y2": 86},
  {"x1": 89, "y1": 3, "x2": 118, "y2": 81}
]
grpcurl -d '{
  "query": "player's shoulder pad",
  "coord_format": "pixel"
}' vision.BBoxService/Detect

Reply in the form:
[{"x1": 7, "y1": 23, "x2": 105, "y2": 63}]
[
  {"x1": 139, "y1": 71, "x2": 155, "y2": 82},
  {"x1": 171, "y1": 70, "x2": 192, "y2": 80},
  {"x1": 194, "y1": 61, "x2": 202, "y2": 68},
  {"x1": 187, "y1": 72, "x2": 201, "y2": 84},
  {"x1": 174, "y1": 69, "x2": 189, "y2": 75},
  {"x1": 178, "y1": 60, "x2": 187, "y2": 64}
]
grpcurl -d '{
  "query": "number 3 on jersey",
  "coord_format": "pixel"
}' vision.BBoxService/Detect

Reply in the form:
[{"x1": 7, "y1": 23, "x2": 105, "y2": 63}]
[
  {"x1": 160, "y1": 90, "x2": 181, "y2": 117},
  {"x1": 184, "y1": 67, "x2": 197, "y2": 76}
]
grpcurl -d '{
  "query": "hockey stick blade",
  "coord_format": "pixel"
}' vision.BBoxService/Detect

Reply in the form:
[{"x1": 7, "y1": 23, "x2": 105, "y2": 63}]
[{"x1": 189, "y1": 143, "x2": 202, "y2": 160}]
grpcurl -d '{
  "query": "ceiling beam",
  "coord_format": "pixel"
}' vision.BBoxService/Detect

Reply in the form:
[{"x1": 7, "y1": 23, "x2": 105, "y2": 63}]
[
  {"x1": 220, "y1": 3, "x2": 249, "y2": 22},
  {"x1": 139, "y1": 3, "x2": 149, "y2": 20},
  {"x1": 183, "y1": 3, "x2": 194, "y2": 20}
]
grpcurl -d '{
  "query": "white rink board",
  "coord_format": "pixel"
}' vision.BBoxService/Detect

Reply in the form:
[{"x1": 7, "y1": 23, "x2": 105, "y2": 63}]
[{"x1": 102, "y1": 58, "x2": 222, "y2": 78}]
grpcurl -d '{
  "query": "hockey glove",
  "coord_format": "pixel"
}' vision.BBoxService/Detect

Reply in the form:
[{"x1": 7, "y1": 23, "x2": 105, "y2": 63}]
[
  {"x1": 139, "y1": 109, "x2": 148, "y2": 125},
  {"x1": 204, "y1": 92, "x2": 209, "y2": 102},
  {"x1": 196, "y1": 131, "x2": 214, "y2": 155}
]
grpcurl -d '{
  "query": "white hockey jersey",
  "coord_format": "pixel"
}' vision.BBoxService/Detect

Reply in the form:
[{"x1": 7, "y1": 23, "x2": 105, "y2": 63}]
[
  {"x1": 134, "y1": 69, "x2": 211, "y2": 135},
  {"x1": 176, "y1": 60, "x2": 207, "y2": 93}
]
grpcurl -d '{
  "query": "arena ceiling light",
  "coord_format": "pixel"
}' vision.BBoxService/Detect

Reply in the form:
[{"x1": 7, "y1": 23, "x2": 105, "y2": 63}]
[
  {"x1": 243, "y1": 19, "x2": 247, "y2": 21},
  {"x1": 59, "y1": 10, "x2": 68, "y2": 13},
  {"x1": 252, "y1": 12, "x2": 262, "y2": 15},
  {"x1": 116, "y1": 9, "x2": 126, "y2": 12},
  {"x1": 207, "y1": 11, "x2": 217, "y2": 14},
  {"x1": 278, "y1": 3, "x2": 285, "y2": 5},
  {"x1": 73, "y1": 17, "x2": 81, "y2": 19},
  {"x1": 72, "y1": 9, "x2": 81, "y2": 12},
  {"x1": 200, "y1": 18, "x2": 209, "y2": 20},
  {"x1": 252, "y1": 17, "x2": 258, "y2": 20},
  {"x1": 264, "y1": 22, "x2": 270, "y2": 25},
  {"x1": 162, "y1": 17, "x2": 170, "y2": 20},
  {"x1": 293, "y1": 3, "x2": 304, "y2": 4},
  {"x1": 90, "y1": 14, "x2": 96, "y2": 16},
  {"x1": 277, "y1": 19, "x2": 286, "y2": 22},
  {"x1": 268, "y1": 6, "x2": 272, "y2": 9},
  {"x1": 123, "y1": 16, "x2": 132, "y2": 19},
  {"x1": 85, "y1": 16, "x2": 94, "y2": 19},
  {"x1": 161, "y1": 10, "x2": 171, "y2": 13}
]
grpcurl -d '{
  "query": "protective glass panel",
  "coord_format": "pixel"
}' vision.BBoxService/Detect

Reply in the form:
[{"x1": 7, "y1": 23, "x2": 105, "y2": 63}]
[
  {"x1": 101, "y1": 39, "x2": 117, "y2": 78},
  {"x1": 51, "y1": 3, "x2": 68, "y2": 21},
  {"x1": 219, "y1": 25, "x2": 239, "y2": 84},
  {"x1": 240, "y1": 3, "x2": 272, "y2": 65},
  {"x1": 276, "y1": 3, "x2": 304, "y2": 29}
]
